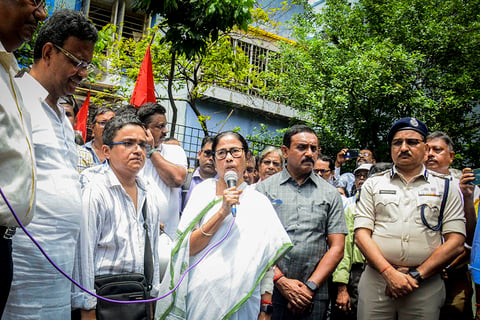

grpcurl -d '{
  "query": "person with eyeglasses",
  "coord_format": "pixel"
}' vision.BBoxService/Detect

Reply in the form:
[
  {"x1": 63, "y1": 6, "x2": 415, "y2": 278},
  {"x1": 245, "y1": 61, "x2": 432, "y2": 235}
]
[
  {"x1": 82, "y1": 106, "x2": 116, "y2": 166},
  {"x1": 181, "y1": 136, "x2": 218, "y2": 211},
  {"x1": 257, "y1": 125, "x2": 347, "y2": 320},
  {"x1": 3, "y1": 10, "x2": 98, "y2": 319},
  {"x1": 0, "y1": 0, "x2": 47, "y2": 316},
  {"x1": 137, "y1": 102, "x2": 188, "y2": 239},
  {"x1": 354, "y1": 117, "x2": 466, "y2": 320},
  {"x1": 72, "y1": 114, "x2": 167, "y2": 320},
  {"x1": 258, "y1": 146, "x2": 284, "y2": 182},
  {"x1": 314, "y1": 155, "x2": 336, "y2": 184},
  {"x1": 157, "y1": 131, "x2": 292, "y2": 320},
  {"x1": 334, "y1": 149, "x2": 376, "y2": 197}
]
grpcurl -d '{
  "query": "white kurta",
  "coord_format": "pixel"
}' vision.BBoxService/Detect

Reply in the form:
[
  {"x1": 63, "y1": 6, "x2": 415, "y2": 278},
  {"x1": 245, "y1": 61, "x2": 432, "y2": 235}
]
[
  {"x1": 156, "y1": 179, "x2": 292, "y2": 320},
  {"x1": 141, "y1": 143, "x2": 188, "y2": 239},
  {"x1": 3, "y1": 74, "x2": 81, "y2": 319}
]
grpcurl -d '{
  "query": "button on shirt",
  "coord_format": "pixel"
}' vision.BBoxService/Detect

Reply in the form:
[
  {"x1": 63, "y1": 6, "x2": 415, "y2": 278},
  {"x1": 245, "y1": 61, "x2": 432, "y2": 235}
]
[
  {"x1": 257, "y1": 169, "x2": 347, "y2": 299},
  {"x1": 354, "y1": 166, "x2": 466, "y2": 267},
  {"x1": 0, "y1": 42, "x2": 36, "y2": 226}
]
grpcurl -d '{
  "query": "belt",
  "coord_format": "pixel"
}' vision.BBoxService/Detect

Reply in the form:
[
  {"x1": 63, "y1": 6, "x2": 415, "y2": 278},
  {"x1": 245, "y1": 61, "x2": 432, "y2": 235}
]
[{"x1": 0, "y1": 226, "x2": 16, "y2": 240}]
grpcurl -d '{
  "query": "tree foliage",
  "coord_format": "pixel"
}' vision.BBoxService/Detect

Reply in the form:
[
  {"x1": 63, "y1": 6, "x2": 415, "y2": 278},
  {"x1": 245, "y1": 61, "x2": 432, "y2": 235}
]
[
  {"x1": 132, "y1": 0, "x2": 255, "y2": 58},
  {"x1": 267, "y1": 0, "x2": 480, "y2": 166}
]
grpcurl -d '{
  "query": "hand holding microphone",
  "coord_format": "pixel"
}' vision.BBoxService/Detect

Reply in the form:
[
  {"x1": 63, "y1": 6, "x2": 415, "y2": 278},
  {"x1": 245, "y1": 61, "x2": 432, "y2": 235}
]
[{"x1": 223, "y1": 171, "x2": 241, "y2": 217}]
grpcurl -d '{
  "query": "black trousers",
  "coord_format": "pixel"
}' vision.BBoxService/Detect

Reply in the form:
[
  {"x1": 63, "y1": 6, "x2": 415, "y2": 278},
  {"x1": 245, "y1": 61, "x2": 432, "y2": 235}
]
[{"x1": 0, "y1": 236, "x2": 13, "y2": 317}]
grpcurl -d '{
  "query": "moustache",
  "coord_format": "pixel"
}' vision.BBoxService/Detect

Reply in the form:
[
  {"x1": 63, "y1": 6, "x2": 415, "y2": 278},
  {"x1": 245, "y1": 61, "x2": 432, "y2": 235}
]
[
  {"x1": 302, "y1": 158, "x2": 315, "y2": 165},
  {"x1": 399, "y1": 151, "x2": 411, "y2": 157}
]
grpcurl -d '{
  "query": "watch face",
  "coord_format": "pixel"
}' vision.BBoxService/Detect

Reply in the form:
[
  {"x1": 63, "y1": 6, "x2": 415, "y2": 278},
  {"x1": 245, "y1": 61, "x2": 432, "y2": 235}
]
[{"x1": 306, "y1": 281, "x2": 318, "y2": 291}]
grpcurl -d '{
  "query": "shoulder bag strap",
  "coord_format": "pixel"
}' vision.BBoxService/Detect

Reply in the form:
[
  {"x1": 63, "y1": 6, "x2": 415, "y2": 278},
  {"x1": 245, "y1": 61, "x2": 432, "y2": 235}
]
[{"x1": 142, "y1": 198, "x2": 154, "y2": 290}]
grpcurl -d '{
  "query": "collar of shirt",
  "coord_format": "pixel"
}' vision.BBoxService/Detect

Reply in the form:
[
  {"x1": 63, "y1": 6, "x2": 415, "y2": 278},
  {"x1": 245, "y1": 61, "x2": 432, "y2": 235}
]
[
  {"x1": 390, "y1": 164, "x2": 428, "y2": 182},
  {"x1": 104, "y1": 162, "x2": 147, "y2": 192},
  {"x1": 17, "y1": 72, "x2": 49, "y2": 103},
  {"x1": 279, "y1": 168, "x2": 320, "y2": 187},
  {"x1": 0, "y1": 41, "x2": 20, "y2": 73}
]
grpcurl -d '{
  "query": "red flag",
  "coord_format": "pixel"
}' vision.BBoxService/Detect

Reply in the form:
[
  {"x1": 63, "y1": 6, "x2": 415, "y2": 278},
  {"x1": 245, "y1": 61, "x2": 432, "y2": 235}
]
[
  {"x1": 130, "y1": 46, "x2": 156, "y2": 108},
  {"x1": 74, "y1": 91, "x2": 90, "y2": 142}
]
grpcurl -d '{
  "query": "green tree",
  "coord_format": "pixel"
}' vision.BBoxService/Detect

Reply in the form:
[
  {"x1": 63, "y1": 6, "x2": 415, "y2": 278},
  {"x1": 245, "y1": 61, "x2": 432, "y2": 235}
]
[{"x1": 267, "y1": 0, "x2": 480, "y2": 166}]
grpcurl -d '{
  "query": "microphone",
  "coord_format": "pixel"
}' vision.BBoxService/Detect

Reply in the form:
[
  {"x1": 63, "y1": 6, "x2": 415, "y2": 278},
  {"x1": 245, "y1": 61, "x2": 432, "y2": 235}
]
[{"x1": 224, "y1": 171, "x2": 238, "y2": 216}]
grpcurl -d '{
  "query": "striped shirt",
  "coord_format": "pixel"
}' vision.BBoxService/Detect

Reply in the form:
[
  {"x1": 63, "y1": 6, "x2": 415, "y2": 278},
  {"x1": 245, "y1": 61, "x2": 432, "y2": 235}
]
[{"x1": 72, "y1": 163, "x2": 167, "y2": 310}]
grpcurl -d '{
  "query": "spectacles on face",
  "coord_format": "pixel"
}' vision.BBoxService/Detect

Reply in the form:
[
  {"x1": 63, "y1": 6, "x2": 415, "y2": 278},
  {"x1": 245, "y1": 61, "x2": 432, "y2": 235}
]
[
  {"x1": 262, "y1": 160, "x2": 281, "y2": 167},
  {"x1": 391, "y1": 138, "x2": 423, "y2": 148},
  {"x1": 314, "y1": 169, "x2": 331, "y2": 175},
  {"x1": 355, "y1": 172, "x2": 368, "y2": 179},
  {"x1": 31, "y1": 0, "x2": 47, "y2": 13},
  {"x1": 54, "y1": 44, "x2": 93, "y2": 73},
  {"x1": 359, "y1": 152, "x2": 371, "y2": 157},
  {"x1": 109, "y1": 140, "x2": 149, "y2": 152},
  {"x1": 215, "y1": 147, "x2": 244, "y2": 160},
  {"x1": 202, "y1": 149, "x2": 214, "y2": 158}
]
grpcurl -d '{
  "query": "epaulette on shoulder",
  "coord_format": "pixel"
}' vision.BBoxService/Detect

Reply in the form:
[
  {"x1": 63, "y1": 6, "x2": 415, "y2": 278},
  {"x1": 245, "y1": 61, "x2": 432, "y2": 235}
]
[
  {"x1": 369, "y1": 169, "x2": 390, "y2": 178},
  {"x1": 427, "y1": 169, "x2": 449, "y2": 180}
]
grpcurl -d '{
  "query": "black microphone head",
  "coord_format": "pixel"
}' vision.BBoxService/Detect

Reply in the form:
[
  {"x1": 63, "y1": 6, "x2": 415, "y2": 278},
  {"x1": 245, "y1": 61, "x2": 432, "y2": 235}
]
[{"x1": 224, "y1": 170, "x2": 238, "y2": 187}]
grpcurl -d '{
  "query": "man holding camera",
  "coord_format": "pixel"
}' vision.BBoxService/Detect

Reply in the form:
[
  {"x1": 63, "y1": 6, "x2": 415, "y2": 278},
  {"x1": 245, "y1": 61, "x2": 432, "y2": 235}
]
[
  {"x1": 425, "y1": 131, "x2": 479, "y2": 320},
  {"x1": 334, "y1": 149, "x2": 376, "y2": 197}
]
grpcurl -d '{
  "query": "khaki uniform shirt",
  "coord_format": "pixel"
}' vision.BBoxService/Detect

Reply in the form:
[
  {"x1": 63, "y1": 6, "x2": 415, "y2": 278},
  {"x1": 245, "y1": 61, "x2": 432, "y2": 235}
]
[{"x1": 354, "y1": 165, "x2": 465, "y2": 267}]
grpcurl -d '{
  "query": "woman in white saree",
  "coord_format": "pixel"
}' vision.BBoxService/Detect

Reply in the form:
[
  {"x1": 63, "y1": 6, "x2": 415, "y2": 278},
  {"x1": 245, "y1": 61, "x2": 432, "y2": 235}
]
[{"x1": 157, "y1": 131, "x2": 292, "y2": 320}]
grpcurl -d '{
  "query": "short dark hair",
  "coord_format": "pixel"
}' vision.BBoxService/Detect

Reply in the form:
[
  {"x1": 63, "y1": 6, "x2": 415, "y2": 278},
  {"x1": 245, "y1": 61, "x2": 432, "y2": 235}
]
[
  {"x1": 34, "y1": 9, "x2": 98, "y2": 61},
  {"x1": 283, "y1": 125, "x2": 318, "y2": 148},
  {"x1": 93, "y1": 106, "x2": 116, "y2": 123},
  {"x1": 103, "y1": 115, "x2": 145, "y2": 146},
  {"x1": 426, "y1": 131, "x2": 454, "y2": 151},
  {"x1": 211, "y1": 131, "x2": 249, "y2": 157},
  {"x1": 319, "y1": 155, "x2": 335, "y2": 171},
  {"x1": 201, "y1": 136, "x2": 215, "y2": 149},
  {"x1": 115, "y1": 105, "x2": 138, "y2": 117},
  {"x1": 137, "y1": 103, "x2": 167, "y2": 126}
]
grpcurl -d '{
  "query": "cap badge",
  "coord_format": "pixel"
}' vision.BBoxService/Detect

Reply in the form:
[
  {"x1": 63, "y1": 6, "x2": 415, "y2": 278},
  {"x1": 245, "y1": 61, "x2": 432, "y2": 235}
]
[{"x1": 410, "y1": 118, "x2": 419, "y2": 127}]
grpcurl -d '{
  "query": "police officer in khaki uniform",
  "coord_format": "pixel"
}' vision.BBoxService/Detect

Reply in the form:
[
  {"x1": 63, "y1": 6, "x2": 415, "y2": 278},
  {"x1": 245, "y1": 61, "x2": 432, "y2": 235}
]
[{"x1": 354, "y1": 117, "x2": 466, "y2": 320}]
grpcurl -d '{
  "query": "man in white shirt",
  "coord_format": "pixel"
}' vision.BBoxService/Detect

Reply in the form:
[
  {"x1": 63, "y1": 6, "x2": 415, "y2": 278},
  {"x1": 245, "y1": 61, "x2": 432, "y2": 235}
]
[
  {"x1": 3, "y1": 9, "x2": 98, "y2": 319},
  {"x1": 0, "y1": 0, "x2": 46, "y2": 315},
  {"x1": 72, "y1": 114, "x2": 166, "y2": 320},
  {"x1": 138, "y1": 103, "x2": 188, "y2": 238}
]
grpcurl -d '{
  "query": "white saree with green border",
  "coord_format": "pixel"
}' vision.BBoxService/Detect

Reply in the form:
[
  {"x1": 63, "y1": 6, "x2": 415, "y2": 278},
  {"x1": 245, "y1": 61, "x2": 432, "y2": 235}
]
[{"x1": 156, "y1": 179, "x2": 292, "y2": 320}]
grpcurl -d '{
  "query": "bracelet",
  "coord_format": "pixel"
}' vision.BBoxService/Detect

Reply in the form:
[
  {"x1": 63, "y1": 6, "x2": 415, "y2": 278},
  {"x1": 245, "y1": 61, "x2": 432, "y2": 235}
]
[
  {"x1": 147, "y1": 147, "x2": 157, "y2": 159},
  {"x1": 261, "y1": 299, "x2": 272, "y2": 305},
  {"x1": 199, "y1": 224, "x2": 213, "y2": 237},
  {"x1": 380, "y1": 265, "x2": 391, "y2": 274},
  {"x1": 273, "y1": 273, "x2": 284, "y2": 283}
]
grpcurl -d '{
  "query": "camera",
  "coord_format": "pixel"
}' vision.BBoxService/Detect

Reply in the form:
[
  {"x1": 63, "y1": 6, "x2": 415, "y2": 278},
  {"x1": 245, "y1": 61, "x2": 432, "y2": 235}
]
[{"x1": 345, "y1": 149, "x2": 359, "y2": 160}]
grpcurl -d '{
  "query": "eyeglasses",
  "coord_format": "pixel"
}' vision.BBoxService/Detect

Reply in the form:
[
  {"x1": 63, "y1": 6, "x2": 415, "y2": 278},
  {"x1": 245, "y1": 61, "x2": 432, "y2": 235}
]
[
  {"x1": 359, "y1": 152, "x2": 371, "y2": 157},
  {"x1": 262, "y1": 160, "x2": 281, "y2": 167},
  {"x1": 109, "y1": 140, "x2": 150, "y2": 151},
  {"x1": 54, "y1": 44, "x2": 93, "y2": 73},
  {"x1": 215, "y1": 147, "x2": 244, "y2": 160},
  {"x1": 202, "y1": 150, "x2": 214, "y2": 158},
  {"x1": 355, "y1": 172, "x2": 368, "y2": 179},
  {"x1": 31, "y1": 0, "x2": 47, "y2": 13},
  {"x1": 391, "y1": 139, "x2": 423, "y2": 148},
  {"x1": 96, "y1": 121, "x2": 109, "y2": 127},
  {"x1": 314, "y1": 169, "x2": 331, "y2": 175}
]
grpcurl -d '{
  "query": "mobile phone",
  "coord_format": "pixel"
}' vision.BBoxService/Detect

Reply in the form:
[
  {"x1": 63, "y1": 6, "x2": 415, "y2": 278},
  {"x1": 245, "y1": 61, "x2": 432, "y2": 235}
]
[
  {"x1": 345, "y1": 149, "x2": 359, "y2": 160},
  {"x1": 469, "y1": 168, "x2": 480, "y2": 185}
]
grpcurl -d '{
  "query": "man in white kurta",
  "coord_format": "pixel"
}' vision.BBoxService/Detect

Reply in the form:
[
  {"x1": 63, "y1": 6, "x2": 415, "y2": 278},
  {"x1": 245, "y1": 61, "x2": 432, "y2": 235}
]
[{"x1": 3, "y1": 10, "x2": 98, "y2": 319}]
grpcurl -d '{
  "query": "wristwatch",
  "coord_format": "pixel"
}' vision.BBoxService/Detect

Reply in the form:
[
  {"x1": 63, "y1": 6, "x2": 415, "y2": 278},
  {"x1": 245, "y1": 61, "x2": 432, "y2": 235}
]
[
  {"x1": 408, "y1": 268, "x2": 424, "y2": 283},
  {"x1": 260, "y1": 304, "x2": 273, "y2": 314},
  {"x1": 147, "y1": 147, "x2": 157, "y2": 158},
  {"x1": 305, "y1": 280, "x2": 318, "y2": 292}
]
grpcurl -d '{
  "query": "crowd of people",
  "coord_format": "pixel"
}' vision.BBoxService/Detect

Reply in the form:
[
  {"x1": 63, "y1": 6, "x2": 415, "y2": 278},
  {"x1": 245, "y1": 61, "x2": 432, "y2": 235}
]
[{"x1": 1, "y1": 4, "x2": 480, "y2": 320}]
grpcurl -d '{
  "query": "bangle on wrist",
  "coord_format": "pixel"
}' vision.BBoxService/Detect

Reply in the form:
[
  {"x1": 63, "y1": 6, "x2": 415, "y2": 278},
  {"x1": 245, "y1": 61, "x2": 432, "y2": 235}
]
[
  {"x1": 380, "y1": 265, "x2": 391, "y2": 274},
  {"x1": 273, "y1": 273, "x2": 284, "y2": 283},
  {"x1": 199, "y1": 224, "x2": 213, "y2": 237},
  {"x1": 261, "y1": 299, "x2": 272, "y2": 305}
]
